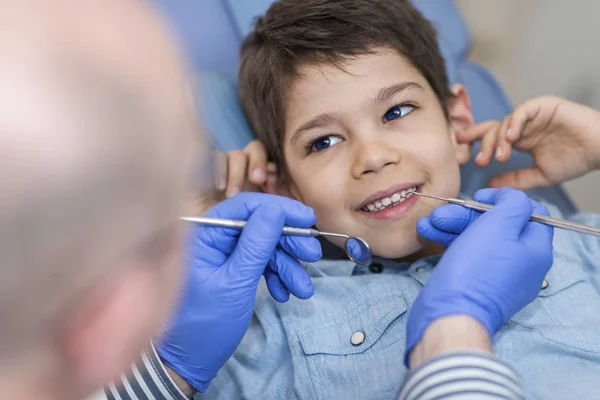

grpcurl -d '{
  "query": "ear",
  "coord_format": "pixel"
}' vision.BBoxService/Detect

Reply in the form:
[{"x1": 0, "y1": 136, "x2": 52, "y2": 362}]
[
  {"x1": 447, "y1": 84, "x2": 475, "y2": 165},
  {"x1": 59, "y1": 260, "x2": 162, "y2": 392}
]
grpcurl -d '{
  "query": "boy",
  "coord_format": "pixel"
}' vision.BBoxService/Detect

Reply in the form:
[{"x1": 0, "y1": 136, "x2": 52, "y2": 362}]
[{"x1": 204, "y1": 1, "x2": 600, "y2": 398}]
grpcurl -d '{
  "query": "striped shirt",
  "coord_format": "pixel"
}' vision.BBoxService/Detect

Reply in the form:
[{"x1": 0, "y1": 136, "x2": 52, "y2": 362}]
[
  {"x1": 101, "y1": 343, "x2": 189, "y2": 400},
  {"x1": 97, "y1": 348, "x2": 523, "y2": 400},
  {"x1": 398, "y1": 352, "x2": 524, "y2": 400}
]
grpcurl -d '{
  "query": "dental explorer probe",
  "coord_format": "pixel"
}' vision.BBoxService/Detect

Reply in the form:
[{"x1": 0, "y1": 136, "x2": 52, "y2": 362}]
[
  {"x1": 413, "y1": 192, "x2": 600, "y2": 237},
  {"x1": 179, "y1": 216, "x2": 373, "y2": 265}
]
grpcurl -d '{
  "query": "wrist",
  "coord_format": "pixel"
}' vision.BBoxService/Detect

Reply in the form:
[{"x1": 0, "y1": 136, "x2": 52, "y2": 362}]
[
  {"x1": 164, "y1": 364, "x2": 196, "y2": 398},
  {"x1": 409, "y1": 315, "x2": 492, "y2": 369}
]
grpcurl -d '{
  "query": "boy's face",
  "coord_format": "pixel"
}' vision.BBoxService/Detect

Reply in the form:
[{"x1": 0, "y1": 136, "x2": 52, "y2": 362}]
[{"x1": 281, "y1": 47, "x2": 473, "y2": 259}]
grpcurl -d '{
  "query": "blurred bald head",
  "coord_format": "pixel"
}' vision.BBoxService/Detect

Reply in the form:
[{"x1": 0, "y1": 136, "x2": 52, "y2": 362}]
[{"x1": 0, "y1": 0, "x2": 203, "y2": 397}]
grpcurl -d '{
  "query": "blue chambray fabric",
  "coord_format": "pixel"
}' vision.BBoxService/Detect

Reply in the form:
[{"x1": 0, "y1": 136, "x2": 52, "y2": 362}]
[{"x1": 201, "y1": 202, "x2": 600, "y2": 400}]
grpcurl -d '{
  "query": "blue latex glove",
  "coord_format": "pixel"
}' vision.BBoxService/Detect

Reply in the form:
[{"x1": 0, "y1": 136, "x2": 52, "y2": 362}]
[
  {"x1": 156, "y1": 193, "x2": 322, "y2": 392},
  {"x1": 406, "y1": 187, "x2": 554, "y2": 363}
]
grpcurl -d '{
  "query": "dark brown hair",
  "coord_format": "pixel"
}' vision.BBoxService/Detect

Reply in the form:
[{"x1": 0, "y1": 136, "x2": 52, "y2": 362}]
[{"x1": 239, "y1": 0, "x2": 451, "y2": 174}]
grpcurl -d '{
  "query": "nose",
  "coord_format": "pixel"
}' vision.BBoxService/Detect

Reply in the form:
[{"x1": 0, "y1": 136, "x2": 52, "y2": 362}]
[{"x1": 351, "y1": 137, "x2": 402, "y2": 178}]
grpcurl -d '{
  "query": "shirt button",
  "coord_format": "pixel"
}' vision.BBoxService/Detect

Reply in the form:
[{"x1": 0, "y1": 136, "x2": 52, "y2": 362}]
[
  {"x1": 541, "y1": 279, "x2": 549, "y2": 290},
  {"x1": 350, "y1": 331, "x2": 366, "y2": 346},
  {"x1": 369, "y1": 262, "x2": 384, "y2": 273},
  {"x1": 416, "y1": 267, "x2": 426, "y2": 273}
]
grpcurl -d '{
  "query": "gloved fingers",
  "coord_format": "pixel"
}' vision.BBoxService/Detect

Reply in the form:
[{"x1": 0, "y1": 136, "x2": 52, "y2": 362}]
[
  {"x1": 265, "y1": 247, "x2": 316, "y2": 303},
  {"x1": 482, "y1": 187, "x2": 534, "y2": 238},
  {"x1": 279, "y1": 236, "x2": 322, "y2": 263},
  {"x1": 264, "y1": 268, "x2": 290, "y2": 303},
  {"x1": 205, "y1": 192, "x2": 316, "y2": 228},
  {"x1": 428, "y1": 204, "x2": 480, "y2": 234},
  {"x1": 418, "y1": 188, "x2": 497, "y2": 241},
  {"x1": 227, "y1": 204, "x2": 285, "y2": 282},
  {"x1": 522, "y1": 201, "x2": 554, "y2": 247},
  {"x1": 416, "y1": 216, "x2": 458, "y2": 247},
  {"x1": 194, "y1": 223, "x2": 241, "y2": 258},
  {"x1": 197, "y1": 193, "x2": 316, "y2": 256},
  {"x1": 269, "y1": 249, "x2": 314, "y2": 300},
  {"x1": 188, "y1": 225, "x2": 233, "y2": 267},
  {"x1": 530, "y1": 199, "x2": 550, "y2": 217},
  {"x1": 473, "y1": 188, "x2": 501, "y2": 204},
  {"x1": 471, "y1": 188, "x2": 546, "y2": 237}
]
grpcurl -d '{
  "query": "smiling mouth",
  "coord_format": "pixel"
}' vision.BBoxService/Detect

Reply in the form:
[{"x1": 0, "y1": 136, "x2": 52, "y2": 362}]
[{"x1": 360, "y1": 185, "x2": 418, "y2": 212}]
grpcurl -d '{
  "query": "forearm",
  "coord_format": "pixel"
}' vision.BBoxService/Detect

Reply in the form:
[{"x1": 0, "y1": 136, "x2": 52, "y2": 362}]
[
  {"x1": 103, "y1": 343, "x2": 193, "y2": 400},
  {"x1": 400, "y1": 316, "x2": 524, "y2": 400},
  {"x1": 409, "y1": 315, "x2": 491, "y2": 368}
]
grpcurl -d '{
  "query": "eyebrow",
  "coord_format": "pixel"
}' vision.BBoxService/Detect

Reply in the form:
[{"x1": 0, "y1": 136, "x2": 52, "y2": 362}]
[
  {"x1": 289, "y1": 82, "x2": 423, "y2": 146},
  {"x1": 376, "y1": 82, "x2": 423, "y2": 103},
  {"x1": 290, "y1": 112, "x2": 341, "y2": 146}
]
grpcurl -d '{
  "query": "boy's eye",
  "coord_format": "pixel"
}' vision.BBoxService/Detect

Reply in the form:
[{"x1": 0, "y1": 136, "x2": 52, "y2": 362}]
[
  {"x1": 309, "y1": 135, "x2": 342, "y2": 153},
  {"x1": 383, "y1": 104, "x2": 415, "y2": 122}
]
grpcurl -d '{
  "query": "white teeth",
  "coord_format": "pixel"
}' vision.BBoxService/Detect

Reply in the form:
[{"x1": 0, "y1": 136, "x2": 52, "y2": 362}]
[{"x1": 362, "y1": 186, "x2": 418, "y2": 212}]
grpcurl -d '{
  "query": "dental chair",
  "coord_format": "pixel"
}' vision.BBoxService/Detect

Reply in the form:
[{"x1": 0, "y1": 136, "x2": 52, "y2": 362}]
[{"x1": 153, "y1": 0, "x2": 577, "y2": 215}]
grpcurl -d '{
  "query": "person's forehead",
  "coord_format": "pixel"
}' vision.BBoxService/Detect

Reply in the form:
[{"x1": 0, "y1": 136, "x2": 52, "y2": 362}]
[
  {"x1": 0, "y1": 0, "x2": 186, "y2": 97},
  {"x1": 285, "y1": 49, "x2": 430, "y2": 129},
  {"x1": 0, "y1": 0, "x2": 203, "y2": 186},
  {"x1": 0, "y1": 0, "x2": 205, "y2": 190},
  {"x1": 58, "y1": 0, "x2": 185, "y2": 95}
]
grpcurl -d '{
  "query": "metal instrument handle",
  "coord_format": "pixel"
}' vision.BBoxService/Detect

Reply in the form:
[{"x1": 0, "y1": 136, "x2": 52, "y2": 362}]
[
  {"x1": 181, "y1": 216, "x2": 320, "y2": 237},
  {"x1": 462, "y1": 199, "x2": 494, "y2": 212},
  {"x1": 530, "y1": 214, "x2": 600, "y2": 236},
  {"x1": 457, "y1": 200, "x2": 600, "y2": 237},
  {"x1": 187, "y1": 216, "x2": 247, "y2": 229},
  {"x1": 282, "y1": 226, "x2": 320, "y2": 237}
]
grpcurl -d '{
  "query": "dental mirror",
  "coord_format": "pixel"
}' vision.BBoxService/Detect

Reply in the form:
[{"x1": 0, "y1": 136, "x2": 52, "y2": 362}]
[
  {"x1": 180, "y1": 216, "x2": 373, "y2": 265},
  {"x1": 344, "y1": 236, "x2": 373, "y2": 265}
]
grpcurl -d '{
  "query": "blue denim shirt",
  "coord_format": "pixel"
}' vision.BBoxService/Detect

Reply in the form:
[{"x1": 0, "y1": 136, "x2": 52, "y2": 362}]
[{"x1": 202, "y1": 203, "x2": 600, "y2": 400}]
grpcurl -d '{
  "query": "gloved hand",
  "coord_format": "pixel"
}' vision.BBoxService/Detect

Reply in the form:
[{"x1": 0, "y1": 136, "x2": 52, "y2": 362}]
[
  {"x1": 406, "y1": 187, "x2": 554, "y2": 363},
  {"x1": 156, "y1": 193, "x2": 322, "y2": 392}
]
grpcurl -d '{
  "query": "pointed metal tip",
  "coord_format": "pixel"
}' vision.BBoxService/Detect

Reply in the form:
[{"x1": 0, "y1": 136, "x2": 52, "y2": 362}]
[
  {"x1": 413, "y1": 192, "x2": 450, "y2": 202},
  {"x1": 180, "y1": 217, "x2": 196, "y2": 222}
]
